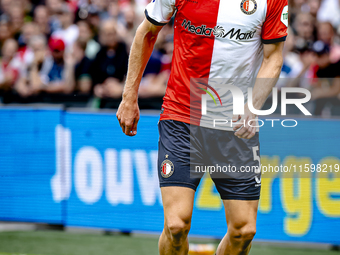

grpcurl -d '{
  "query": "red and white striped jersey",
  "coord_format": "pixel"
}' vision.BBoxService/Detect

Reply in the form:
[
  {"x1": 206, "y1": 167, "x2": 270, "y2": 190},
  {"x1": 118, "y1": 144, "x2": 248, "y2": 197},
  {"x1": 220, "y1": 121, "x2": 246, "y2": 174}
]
[{"x1": 145, "y1": 0, "x2": 288, "y2": 130}]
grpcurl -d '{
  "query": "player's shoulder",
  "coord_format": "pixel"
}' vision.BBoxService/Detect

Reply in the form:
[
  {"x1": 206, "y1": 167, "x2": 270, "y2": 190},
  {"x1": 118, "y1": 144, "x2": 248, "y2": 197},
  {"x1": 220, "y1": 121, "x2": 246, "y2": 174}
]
[{"x1": 265, "y1": 0, "x2": 288, "y2": 14}]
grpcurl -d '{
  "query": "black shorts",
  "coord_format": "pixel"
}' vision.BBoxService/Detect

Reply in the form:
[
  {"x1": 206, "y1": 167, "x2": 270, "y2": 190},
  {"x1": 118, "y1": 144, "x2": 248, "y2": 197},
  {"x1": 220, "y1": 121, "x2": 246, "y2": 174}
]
[{"x1": 158, "y1": 119, "x2": 261, "y2": 200}]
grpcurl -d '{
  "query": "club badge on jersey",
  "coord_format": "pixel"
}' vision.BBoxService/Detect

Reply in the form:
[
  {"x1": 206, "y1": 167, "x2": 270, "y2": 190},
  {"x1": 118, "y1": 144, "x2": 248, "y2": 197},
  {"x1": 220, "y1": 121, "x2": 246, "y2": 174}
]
[
  {"x1": 240, "y1": 0, "x2": 257, "y2": 15},
  {"x1": 161, "y1": 155, "x2": 174, "y2": 178}
]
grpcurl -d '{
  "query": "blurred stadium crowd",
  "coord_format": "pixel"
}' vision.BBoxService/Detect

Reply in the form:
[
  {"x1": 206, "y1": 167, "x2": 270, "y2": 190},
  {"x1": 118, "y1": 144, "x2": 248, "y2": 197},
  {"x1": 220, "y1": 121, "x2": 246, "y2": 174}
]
[{"x1": 0, "y1": 0, "x2": 339, "y2": 114}]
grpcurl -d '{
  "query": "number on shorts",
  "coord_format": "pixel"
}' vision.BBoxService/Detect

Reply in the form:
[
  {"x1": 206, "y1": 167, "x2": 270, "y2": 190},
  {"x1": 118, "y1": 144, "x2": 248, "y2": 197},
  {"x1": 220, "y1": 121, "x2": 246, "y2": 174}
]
[{"x1": 252, "y1": 146, "x2": 261, "y2": 173}]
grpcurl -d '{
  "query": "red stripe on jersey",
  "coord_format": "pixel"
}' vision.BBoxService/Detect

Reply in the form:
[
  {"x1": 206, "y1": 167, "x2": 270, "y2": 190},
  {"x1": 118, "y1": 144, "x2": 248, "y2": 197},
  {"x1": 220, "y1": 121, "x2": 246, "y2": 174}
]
[
  {"x1": 243, "y1": 1, "x2": 249, "y2": 11},
  {"x1": 159, "y1": 0, "x2": 221, "y2": 125},
  {"x1": 262, "y1": 0, "x2": 288, "y2": 42}
]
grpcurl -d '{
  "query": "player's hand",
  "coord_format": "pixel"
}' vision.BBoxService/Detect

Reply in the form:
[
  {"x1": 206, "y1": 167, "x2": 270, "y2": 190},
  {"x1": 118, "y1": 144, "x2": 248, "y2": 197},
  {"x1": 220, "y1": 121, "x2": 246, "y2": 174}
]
[
  {"x1": 233, "y1": 104, "x2": 257, "y2": 139},
  {"x1": 116, "y1": 97, "x2": 140, "y2": 136}
]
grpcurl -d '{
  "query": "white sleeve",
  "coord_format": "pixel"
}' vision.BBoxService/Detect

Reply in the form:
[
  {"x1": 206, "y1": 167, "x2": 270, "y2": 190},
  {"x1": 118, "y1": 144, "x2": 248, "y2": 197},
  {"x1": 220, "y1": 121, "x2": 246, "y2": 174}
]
[{"x1": 145, "y1": 0, "x2": 176, "y2": 26}]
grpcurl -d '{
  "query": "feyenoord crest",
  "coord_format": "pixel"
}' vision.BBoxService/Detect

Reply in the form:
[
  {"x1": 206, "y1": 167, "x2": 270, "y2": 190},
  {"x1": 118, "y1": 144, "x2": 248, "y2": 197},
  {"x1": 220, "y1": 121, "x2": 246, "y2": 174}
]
[
  {"x1": 240, "y1": 0, "x2": 257, "y2": 15},
  {"x1": 161, "y1": 155, "x2": 174, "y2": 178},
  {"x1": 255, "y1": 175, "x2": 261, "y2": 187}
]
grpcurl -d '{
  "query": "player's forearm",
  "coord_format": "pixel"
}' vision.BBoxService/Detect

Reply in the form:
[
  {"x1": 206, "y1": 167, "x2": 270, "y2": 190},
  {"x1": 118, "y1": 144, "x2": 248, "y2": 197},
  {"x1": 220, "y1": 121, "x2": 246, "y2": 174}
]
[
  {"x1": 122, "y1": 21, "x2": 160, "y2": 102},
  {"x1": 251, "y1": 54, "x2": 283, "y2": 111}
]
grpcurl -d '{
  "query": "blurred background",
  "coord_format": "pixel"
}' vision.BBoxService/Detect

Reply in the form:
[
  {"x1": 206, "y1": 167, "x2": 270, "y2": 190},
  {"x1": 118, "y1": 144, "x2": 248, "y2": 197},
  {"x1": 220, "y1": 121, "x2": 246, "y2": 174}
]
[
  {"x1": 0, "y1": 0, "x2": 340, "y2": 254},
  {"x1": 0, "y1": 0, "x2": 339, "y2": 112}
]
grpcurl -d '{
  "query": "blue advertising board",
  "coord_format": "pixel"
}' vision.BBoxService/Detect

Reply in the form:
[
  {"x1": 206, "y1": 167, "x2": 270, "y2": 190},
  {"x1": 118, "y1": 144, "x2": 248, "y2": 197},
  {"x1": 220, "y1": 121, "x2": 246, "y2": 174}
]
[
  {"x1": 0, "y1": 108, "x2": 63, "y2": 223},
  {"x1": 0, "y1": 108, "x2": 339, "y2": 244}
]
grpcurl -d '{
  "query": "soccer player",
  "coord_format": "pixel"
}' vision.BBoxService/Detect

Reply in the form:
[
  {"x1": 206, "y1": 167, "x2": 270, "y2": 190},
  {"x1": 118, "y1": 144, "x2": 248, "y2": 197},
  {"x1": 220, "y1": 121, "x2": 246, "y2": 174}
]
[{"x1": 117, "y1": 0, "x2": 288, "y2": 254}]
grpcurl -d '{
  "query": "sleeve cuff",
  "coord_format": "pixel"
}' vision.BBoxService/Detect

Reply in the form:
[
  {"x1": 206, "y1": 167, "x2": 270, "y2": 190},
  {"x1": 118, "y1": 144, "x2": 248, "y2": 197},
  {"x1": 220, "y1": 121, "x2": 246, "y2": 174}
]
[
  {"x1": 261, "y1": 36, "x2": 287, "y2": 44},
  {"x1": 145, "y1": 9, "x2": 168, "y2": 26}
]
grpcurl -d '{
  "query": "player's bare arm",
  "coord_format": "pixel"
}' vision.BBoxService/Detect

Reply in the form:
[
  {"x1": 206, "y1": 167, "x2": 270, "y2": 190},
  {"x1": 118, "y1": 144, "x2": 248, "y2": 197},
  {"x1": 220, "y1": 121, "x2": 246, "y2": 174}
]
[
  {"x1": 117, "y1": 19, "x2": 163, "y2": 136},
  {"x1": 234, "y1": 41, "x2": 284, "y2": 139}
]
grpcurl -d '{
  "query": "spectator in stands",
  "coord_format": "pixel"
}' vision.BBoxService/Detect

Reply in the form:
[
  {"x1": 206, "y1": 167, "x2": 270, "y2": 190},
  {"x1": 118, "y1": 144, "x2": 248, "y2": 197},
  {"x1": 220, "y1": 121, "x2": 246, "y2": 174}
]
[
  {"x1": 0, "y1": 39, "x2": 20, "y2": 91},
  {"x1": 18, "y1": 23, "x2": 40, "y2": 48},
  {"x1": 317, "y1": 0, "x2": 340, "y2": 28},
  {"x1": 286, "y1": 41, "x2": 315, "y2": 85},
  {"x1": 92, "y1": 19, "x2": 128, "y2": 99},
  {"x1": 0, "y1": 18, "x2": 11, "y2": 54},
  {"x1": 307, "y1": 0, "x2": 321, "y2": 19},
  {"x1": 77, "y1": 20, "x2": 100, "y2": 59},
  {"x1": 138, "y1": 34, "x2": 171, "y2": 99},
  {"x1": 0, "y1": 0, "x2": 334, "y2": 113},
  {"x1": 86, "y1": 5, "x2": 101, "y2": 37},
  {"x1": 72, "y1": 39, "x2": 92, "y2": 94},
  {"x1": 312, "y1": 41, "x2": 340, "y2": 79},
  {"x1": 154, "y1": 23, "x2": 173, "y2": 72},
  {"x1": 34, "y1": 5, "x2": 51, "y2": 38},
  {"x1": 8, "y1": 6, "x2": 25, "y2": 39},
  {"x1": 310, "y1": 41, "x2": 340, "y2": 115},
  {"x1": 279, "y1": 29, "x2": 305, "y2": 87},
  {"x1": 317, "y1": 22, "x2": 340, "y2": 63},
  {"x1": 107, "y1": 0, "x2": 120, "y2": 20},
  {"x1": 294, "y1": 12, "x2": 316, "y2": 46},
  {"x1": 289, "y1": 0, "x2": 309, "y2": 25},
  {"x1": 17, "y1": 22, "x2": 40, "y2": 66},
  {"x1": 92, "y1": 0, "x2": 110, "y2": 21},
  {"x1": 137, "y1": 51, "x2": 165, "y2": 99},
  {"x1": 117, "y1": 4, "x2": 139, "y2": 48},
  {"x1": 46, "y1": 0, "x2": 63, "y2": 15},
  {"x1": 291, "y1": 0, "x2": 307, "y2": 14},
  {"x1": 0, "y1": 0, "x2": 12, "y2": 15},
  {"x1": 52, "y1": 4, "x2": 79, "y2": 51},
  {"x1": 24, "y1": 38, "x2": 74, "y2": 94},
  {"x1": 45, "y1": 0, "x2": 63, "y2": 34},
  {"x1": 15, "y1": 35, "x2": 51, "y2": 97}
]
